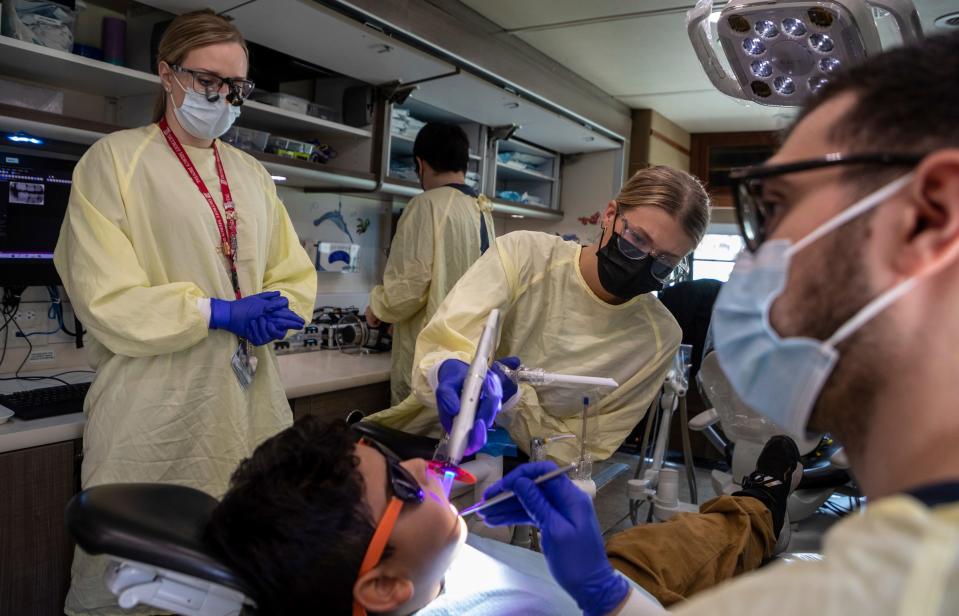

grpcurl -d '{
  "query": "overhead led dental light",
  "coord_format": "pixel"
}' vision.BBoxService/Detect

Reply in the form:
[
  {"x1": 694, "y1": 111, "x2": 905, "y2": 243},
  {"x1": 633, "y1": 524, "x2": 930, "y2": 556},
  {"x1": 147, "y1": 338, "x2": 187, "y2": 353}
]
[{"x1": 687, "y1": 0, "x2": 924, "y2": 106}]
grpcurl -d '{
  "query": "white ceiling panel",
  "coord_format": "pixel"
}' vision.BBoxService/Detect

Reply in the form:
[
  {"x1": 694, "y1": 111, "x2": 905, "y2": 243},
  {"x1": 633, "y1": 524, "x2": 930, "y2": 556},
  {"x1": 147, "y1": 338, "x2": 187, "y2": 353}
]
[
  {"x1": 620, "y1": 90, "x2": 797, "y2": 133},
  {"x1": 464, "y1": 0, "x2": 957, "y2": 133},
  {"x1": 514, "y1": 12, "x2": 712, "y2": 97},
  {"x1": 458, "y1": 0, "x2": 696, "y2": 31}
]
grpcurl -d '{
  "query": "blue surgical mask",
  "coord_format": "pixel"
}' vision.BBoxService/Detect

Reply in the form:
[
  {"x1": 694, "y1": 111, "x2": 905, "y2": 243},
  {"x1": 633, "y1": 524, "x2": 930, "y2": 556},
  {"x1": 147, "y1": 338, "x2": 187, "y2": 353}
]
[
  {"x1": 712, "y1": 173, "x2": 918, "y2": 439},
  {"x1": 170, "y1": 77, "x2": 240, "y2": 141}
]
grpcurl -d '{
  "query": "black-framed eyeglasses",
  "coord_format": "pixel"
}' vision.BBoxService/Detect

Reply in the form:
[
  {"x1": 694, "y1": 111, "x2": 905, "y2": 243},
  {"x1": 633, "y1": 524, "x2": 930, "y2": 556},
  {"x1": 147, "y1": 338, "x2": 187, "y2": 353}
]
[
  {"x1": 614, "y1": 206, "x2": 689, "y2": 282},
  {"x1": 170, "y1": 64, "x2": 255, "y2": 106},
  {"x1": 730, "y1": 152, "x2": 923, "y2": 252},
  {"x1": 359, "y1": 438, "x2": 425, "y2": 505}
]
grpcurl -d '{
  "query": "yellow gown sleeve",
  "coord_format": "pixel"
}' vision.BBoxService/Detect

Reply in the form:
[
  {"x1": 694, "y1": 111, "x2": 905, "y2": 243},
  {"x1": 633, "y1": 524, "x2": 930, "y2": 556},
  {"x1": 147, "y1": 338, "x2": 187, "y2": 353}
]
[
  {"x1": 262, "y1": 190, "x2": 317, "y2": 324},
  {"x1": 410, "y1": 238, "x2": 515, "y2": 407},
  {"x1": 54, "y1": 142, "x2": 210, "y2": 358},
  {"x1": 369, "y1": 196, "x2": 434, "y2": 323}
]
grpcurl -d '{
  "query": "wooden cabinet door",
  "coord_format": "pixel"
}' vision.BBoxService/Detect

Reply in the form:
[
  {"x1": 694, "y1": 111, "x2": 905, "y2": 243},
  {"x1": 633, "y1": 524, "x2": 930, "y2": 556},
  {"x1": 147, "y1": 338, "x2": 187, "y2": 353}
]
[
  {"x1": 291, "y1": 381, "x2": 391, "y2": 423},
  {"x1": 0, "y1": 440, "x2": 80, "y2": 616}
]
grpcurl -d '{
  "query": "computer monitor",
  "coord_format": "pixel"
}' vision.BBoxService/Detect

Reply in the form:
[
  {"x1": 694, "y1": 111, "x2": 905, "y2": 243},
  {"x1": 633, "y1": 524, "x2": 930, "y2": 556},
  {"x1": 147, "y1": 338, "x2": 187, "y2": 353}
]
[{"x1": 0, "y1": 149, "x2": 77, "y2": 286}]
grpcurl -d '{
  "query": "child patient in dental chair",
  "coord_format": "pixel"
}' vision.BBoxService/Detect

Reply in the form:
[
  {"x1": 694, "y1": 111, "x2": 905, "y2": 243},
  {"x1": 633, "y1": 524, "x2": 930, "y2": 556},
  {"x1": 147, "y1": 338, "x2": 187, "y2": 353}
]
[{"x1": 205, "y1": 416, "x2": 654, "y2": 615}]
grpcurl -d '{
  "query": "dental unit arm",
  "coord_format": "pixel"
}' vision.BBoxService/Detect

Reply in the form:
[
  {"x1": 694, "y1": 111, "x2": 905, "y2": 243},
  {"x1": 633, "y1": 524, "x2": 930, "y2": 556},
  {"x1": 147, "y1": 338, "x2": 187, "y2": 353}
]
[{"x1": 495, "y1": 363, "x2": 619, "y2": 390}]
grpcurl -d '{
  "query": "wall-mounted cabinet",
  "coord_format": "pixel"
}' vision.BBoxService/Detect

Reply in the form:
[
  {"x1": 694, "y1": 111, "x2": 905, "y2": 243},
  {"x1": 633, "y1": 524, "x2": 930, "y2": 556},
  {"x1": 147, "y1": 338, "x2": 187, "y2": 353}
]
[
  {"x1": 384, "y1": 97, "x2": 486, "y2": 196},
  {"x1": 0, "y1": 23, "x2": 379, "y2": 191},
  {"x1": 0, "y1": 0, "x2": 624, "y2": 220},
  {"x1": 492, "y1": 138, "x2": 560, "y2": 212}
]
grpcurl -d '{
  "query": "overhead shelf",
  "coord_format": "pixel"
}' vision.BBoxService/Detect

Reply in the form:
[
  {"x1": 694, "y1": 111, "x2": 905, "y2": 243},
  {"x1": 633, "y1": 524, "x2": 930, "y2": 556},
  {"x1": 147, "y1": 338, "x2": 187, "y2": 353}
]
[
  {"x1": 389, "y1": 132, "x2": 416, "y2": 156},
  {"x1": 0, "y1": 103, "x2": 112, "y2": 146},
  {"x1": 0, "y1": 36, "x2": 159, "y2": 98},
  {"x1": 0, "y1": 37, "x2": 372, "y2": 142},
  {"x1": 490, "y1": 199, "x2": 562, "y2": 221},
  {"x1": 0, "y1": 103, "x2": 376, "y2": 192},
  {"x1": 495, "y1": 162, "x2": 555, "y2": 183},
  {"x1": 252, "y1": 152, "x2": 377, "y2": 191},
  {"x1": 241, "y1": 101, "x2": 371, "y2": 140}
]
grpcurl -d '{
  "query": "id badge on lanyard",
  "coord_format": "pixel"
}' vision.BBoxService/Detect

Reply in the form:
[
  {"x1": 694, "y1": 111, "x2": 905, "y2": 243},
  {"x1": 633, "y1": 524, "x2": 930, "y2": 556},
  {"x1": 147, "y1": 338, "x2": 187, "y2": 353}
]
[{"x1": 159, "y1": 118, "x2": 256, "y2": 388}]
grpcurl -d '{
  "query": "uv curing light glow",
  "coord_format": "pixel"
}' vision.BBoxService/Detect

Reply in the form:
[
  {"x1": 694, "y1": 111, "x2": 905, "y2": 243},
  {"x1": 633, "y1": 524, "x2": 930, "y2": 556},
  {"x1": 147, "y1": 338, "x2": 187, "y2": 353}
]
[{"x1": 441, "y1": 470, "x2": 457, "y2": 497}]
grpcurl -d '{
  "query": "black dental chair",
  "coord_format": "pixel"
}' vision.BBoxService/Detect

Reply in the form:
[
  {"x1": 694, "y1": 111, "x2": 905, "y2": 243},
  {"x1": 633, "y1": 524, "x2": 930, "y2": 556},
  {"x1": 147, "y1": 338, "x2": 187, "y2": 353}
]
[
  {"x1": 65, "y1": 421, "x2": 443, "y2": 616},
  {"x1": 66, "y1": 483, "x2": 254, "y2": 616}
]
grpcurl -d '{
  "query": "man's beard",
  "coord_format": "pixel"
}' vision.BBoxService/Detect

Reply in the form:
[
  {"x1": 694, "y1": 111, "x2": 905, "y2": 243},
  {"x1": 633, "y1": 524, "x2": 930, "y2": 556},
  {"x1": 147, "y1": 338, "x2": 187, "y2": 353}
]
[{"x1": 784, "y1": 215, "x2": 885, "y2": 455}]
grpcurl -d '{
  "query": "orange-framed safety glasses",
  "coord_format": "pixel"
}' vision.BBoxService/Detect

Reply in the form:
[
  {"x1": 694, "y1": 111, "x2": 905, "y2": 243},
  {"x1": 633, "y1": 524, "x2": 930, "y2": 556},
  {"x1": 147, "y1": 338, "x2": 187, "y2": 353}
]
[{"x1": 352, "y1": 438, "x2": 425, "y2": 616}]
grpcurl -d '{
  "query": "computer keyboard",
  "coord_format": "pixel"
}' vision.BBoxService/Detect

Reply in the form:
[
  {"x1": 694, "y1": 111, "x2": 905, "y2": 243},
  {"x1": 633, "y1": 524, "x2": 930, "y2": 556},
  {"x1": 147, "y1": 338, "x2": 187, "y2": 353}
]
[{"x1": 0, "y1": 381, "x2": 91, "y2": 421}]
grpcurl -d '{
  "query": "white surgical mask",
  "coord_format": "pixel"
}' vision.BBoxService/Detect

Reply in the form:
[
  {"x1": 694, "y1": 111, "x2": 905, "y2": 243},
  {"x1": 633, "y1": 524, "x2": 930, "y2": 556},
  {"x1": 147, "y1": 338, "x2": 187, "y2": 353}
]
[
  {"x1": 712, "y1": 173, "x2": 917, "y2": 439},
  {"x1": 170, "y1": 75, "x2": 240, "y2": 141}
]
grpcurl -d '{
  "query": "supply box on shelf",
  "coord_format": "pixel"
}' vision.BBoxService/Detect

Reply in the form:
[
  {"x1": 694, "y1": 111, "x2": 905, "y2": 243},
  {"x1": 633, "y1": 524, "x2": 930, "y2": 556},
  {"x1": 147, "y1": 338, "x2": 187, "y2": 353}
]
[
  {"x1": 267, "y1": 136, "x2": 314, "y2": 160},
  {"x1": 221, "y1": 126, "x2": 270, "y2": 152}
]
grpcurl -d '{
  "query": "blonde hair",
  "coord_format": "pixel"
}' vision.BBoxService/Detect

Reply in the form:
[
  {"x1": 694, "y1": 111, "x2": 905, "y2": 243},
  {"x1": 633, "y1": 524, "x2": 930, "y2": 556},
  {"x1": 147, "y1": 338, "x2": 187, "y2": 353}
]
[
  {"x1": 615, "y1": 165, "x2": 711, "y2": 245},
  {"x1": 152, "y1": 10, "x2": 248, "y2": 123}
]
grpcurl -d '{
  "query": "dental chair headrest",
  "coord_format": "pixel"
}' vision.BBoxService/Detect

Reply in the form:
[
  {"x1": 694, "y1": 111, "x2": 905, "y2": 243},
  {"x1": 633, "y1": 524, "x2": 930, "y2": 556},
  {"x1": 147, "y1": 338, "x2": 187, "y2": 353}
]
[
  {"x1": 351, "y1": 421, "x2": 440, "y2": 460},
  {"x1": 699, "y1": 351, "x2": 821, "y2": 455},
  {"x1": 66, "y1": 483, "x2": 255, "y2": 597}
]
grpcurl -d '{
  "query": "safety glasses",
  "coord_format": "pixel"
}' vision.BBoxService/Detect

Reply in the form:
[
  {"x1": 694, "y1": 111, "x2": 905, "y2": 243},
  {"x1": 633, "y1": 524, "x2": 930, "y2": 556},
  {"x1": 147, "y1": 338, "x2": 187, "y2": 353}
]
[
  {"x1": 615, "y1": 207, "x2": 689, "y2": 282},
  {"x1": 352, "y1": 438, "x2": 424, "y2": 616},
  {"x1": 170, "y1": 64, "x2": 255, "y2": 105},
  {"x1": 730, "y1": 152, "x2": 922, "y2": 252},
  {"x1": 359, "y1": 438, "x2": 426, "y2": 505}
]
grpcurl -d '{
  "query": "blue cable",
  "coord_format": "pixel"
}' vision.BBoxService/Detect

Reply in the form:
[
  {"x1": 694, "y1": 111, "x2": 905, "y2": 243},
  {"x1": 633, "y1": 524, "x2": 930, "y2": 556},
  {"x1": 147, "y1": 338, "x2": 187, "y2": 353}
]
[
  {"x1": 13, "y1": 286, "x2": 64, "y2": 338},
  {"x1": 17, "y1": 329, "x2": 61, "y2": 337}
]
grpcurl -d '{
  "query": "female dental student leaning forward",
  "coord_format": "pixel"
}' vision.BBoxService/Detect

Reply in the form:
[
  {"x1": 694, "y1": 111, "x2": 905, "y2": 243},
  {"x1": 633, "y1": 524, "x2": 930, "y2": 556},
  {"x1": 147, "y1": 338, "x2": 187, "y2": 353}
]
[
  {"x1": 53, "y1": 10, "x2": 316, "y2": 615},
  {"x1": 367, "y1": 166, "x2": 709, "y2": 464}
]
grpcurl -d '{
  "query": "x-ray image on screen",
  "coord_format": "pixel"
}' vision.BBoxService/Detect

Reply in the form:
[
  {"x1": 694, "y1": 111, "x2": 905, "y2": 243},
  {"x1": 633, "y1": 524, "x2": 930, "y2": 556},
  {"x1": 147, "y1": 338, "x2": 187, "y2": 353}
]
[{"x1": 9, "y1": 181, "x2": 45, "y2": 206}]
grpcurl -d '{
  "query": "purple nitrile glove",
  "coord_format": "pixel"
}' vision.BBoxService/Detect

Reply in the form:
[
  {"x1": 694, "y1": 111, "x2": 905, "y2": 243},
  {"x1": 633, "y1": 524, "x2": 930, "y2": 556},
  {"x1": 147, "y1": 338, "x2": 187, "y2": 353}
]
[
  {"x1": 435, "y1": 356, "x2": 520, "y2": 456},
  {"x1": 480, "y1": 461, "x2": 630, "y2": 616}
]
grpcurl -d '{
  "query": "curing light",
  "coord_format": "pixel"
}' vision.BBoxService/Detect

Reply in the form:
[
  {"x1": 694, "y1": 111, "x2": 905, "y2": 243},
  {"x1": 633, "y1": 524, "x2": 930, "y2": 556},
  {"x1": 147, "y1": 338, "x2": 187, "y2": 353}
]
[{"x1": 687, "y1": 0, "x2": 924, "y2": 107}]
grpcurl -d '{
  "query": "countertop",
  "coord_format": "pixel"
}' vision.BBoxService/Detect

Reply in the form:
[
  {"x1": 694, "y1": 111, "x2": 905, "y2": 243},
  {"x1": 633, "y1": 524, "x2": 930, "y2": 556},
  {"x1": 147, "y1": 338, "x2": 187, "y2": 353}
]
[
  {"x1": 277, "y1": 350, "x2": 391, "y2": 398},
  {"x1": 0, "y1": 350, "x2": 391, "y2": 454}
]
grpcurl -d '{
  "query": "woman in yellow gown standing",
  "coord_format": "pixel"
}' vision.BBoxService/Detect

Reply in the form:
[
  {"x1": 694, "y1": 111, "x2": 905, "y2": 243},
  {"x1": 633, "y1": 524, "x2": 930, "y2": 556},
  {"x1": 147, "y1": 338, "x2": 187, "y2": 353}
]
[{"x1": 54, "y1": 11, "x2": 316, "y2": 615}]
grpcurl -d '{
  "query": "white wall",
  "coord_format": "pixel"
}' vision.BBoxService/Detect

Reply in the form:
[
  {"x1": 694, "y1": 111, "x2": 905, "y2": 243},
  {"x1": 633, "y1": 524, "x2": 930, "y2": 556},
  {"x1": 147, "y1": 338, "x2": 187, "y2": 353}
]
[{"x1": 277, "y1": 187, "x2": 390, "y2": 309}]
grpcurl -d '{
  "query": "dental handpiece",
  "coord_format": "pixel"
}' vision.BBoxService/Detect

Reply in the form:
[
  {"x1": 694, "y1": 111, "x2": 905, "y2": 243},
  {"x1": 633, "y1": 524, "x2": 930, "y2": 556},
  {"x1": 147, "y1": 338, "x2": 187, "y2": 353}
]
[
  {"x1": 445, "y1": 309, "x2": 501, "y2": 468},
  {"x1": 495, "y1": 364, "x2": 619, "y2": 390},
  {"x1": 458, "y1": 462, "x2": 578, "y2": 517}
]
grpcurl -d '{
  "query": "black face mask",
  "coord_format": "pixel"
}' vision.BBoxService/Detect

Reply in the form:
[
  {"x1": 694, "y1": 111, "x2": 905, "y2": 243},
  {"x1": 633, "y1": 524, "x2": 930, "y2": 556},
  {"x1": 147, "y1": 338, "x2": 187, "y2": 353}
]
[{"x1": 596, "y1": 229, "x2": 665, "y2": 299}]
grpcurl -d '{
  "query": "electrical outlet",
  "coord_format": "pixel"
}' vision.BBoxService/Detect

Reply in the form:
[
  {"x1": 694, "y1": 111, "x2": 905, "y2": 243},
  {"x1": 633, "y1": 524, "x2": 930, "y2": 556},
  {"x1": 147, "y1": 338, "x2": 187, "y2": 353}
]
[{"x1": 14, "y1": 309, "x2": 37, "y2": 322}]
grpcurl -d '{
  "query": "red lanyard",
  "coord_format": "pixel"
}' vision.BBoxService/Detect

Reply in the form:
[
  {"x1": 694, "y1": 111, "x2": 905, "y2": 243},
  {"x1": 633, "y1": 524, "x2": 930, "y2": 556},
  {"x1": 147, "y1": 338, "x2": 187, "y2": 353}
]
[{"x1": 158, "y1": 117, "x2": 242, "y2": 299}]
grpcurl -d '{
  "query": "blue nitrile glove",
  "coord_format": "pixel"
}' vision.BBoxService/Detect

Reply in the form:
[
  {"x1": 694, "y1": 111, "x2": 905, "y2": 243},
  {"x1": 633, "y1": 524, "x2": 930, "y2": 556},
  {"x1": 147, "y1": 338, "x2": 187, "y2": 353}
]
[
  {"x1": 480, "y1": 462, "x2": 630, "y2": 616},
  {"x1": 435, "y1": 355, "x2": 520, "y2": 456},
  {"x1": 210, "y1": 291, "x2": 295, "y2": 345},
  {"x1": 249, "y1": 308, "x2": 306, "y2": 346},
  {"x1": 491, "y1": 356, "x2": 521, "y2": 405}
]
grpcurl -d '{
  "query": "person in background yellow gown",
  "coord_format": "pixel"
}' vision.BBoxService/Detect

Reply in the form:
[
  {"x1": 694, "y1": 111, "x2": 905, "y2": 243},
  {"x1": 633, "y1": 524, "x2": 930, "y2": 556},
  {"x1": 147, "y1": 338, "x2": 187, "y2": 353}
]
[{"x1": 367, "y1": 122, "x2": 495, "y2": 405}]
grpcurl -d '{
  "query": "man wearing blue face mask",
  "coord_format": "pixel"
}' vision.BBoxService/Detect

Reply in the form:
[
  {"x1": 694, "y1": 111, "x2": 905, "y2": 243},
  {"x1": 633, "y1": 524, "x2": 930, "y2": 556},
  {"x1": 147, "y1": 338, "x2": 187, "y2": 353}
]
[{"x1": 481, "y1": 31, "x2": 959, "y2": 616}]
